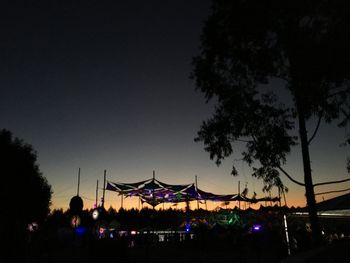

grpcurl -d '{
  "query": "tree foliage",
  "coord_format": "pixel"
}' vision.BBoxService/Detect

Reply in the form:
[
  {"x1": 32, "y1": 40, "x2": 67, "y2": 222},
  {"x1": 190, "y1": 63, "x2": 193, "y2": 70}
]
[
  {"x1": 347, "y1": 135, "x2": 350, "y2": 173},
  {"x1": 192, "y1": 0, "x2": 350, "y2": 243},
  {"x1": 193, "y1": 0, "x2": 350, "y2": 188},
  {"x1": 0, "y1": 129, "x2": 52, "y2": 223}
]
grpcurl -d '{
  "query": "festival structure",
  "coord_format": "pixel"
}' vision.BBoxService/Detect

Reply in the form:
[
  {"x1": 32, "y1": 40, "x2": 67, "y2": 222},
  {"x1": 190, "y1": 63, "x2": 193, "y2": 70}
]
[{"x1": 106, "y1": 172, "x2": 280, "y2": 208}]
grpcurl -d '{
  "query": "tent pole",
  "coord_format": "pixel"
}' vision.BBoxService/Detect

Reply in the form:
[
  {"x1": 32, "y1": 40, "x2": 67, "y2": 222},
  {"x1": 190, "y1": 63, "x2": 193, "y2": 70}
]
[
  {"x1": 195, "y1": 175, "x2": 199, "y2": 210},
  {"x1": 77, "y1": 168, "x2": 80, "y2": 196},
  {"x1": 121, "y1": 194, "x2": 123, "y2": 210},
  {"x1": 152, "y1": 170, "x2": 155, "y2": 210},
  {"x1": 284, "y1": 214, "x2": 291, "y2": 255},
  {"x1": 238, "y1": 181, "x2": 241, "y2": 210},
  {"x1": 102, "y1": 170, "x2": 106, "y2": 208},
  {"x1": 95, "y1": 179, "x2": 99, "y2": 208}
]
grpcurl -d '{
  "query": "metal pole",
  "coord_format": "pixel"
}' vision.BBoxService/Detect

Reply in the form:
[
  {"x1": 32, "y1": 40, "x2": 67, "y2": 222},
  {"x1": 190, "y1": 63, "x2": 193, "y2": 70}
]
[
  {"x1": 283, "y1": 214, "x2": 291, "y2": 255},
  {"x1": 195, "y1": 175, "x2": 199, "y2": 210},
  {"x1": 77, "y1": 168, "x2": 80, "y2": 196},
  {"x1": 102, "y1": 170, "x2": 106, "y2": 208},
  {"x1": 238, "y1": 181, "x2": 241, "y2": 210},
  {"x1": 152, "y1": 170, "x2": 155, "y2": 209},
  {"x1": 95, "y1": 180, "x2": 99, "y2": 207}
]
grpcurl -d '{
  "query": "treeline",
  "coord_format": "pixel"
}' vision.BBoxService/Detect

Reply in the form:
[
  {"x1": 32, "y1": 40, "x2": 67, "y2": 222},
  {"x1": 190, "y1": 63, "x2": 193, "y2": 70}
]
[
  {"x1": 45, "y1": 205, "x2": 297, "y2": 231},
  {"x1": 47, "y1": 206, "x2": 188, "y2": 231}
]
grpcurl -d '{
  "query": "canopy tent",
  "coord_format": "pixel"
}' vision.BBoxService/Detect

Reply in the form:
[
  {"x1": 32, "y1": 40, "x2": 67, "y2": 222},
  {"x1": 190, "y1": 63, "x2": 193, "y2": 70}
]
[
  {"x1": 315, "y1": 192, "x2": 350, "y2": 211},
  {"x1": 294, "y1": 192, "x2": 350, "y2": 218},
  {"x1": 106, "y1": 177, "x2": 280, "y2": 208}
]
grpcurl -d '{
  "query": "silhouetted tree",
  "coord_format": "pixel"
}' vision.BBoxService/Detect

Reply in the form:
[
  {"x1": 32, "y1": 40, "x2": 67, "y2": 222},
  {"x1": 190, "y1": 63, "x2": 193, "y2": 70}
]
[
  {"x1": 0, "y1": 129, "x2": 52, "y2": 257},
  {"x1": 192, "y1": 0, "x2": 350, "y2": 244},
  {"x1": 347, "y1": 136, "x2": 350, "y2": 172}
]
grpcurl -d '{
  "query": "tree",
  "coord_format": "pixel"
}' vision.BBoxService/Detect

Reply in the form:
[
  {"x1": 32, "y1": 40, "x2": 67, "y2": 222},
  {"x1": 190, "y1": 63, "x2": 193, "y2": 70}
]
[
  {"x1": 192, "y1": 0, "x2": 350, "y2": 245},
  {"x1": 347, "y1": 136, "x2": 350, "y2": 172},
  {"x1": 0, "y1": 129, "x2": 52, "y2": 256}
]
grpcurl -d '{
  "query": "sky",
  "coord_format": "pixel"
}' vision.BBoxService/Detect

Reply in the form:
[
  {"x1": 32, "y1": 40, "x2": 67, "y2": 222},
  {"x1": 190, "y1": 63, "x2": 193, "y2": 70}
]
[{"x1": 1, "y1": 0, "x2": 349, "y2": 211}]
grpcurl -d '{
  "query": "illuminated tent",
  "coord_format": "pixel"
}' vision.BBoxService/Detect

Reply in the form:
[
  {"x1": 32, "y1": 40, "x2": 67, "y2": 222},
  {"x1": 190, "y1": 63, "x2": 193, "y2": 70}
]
[
  {"x1": 106, "y1": 177, "x2": 280, "y2": 207},
  {"x1": 315, "y1": 192, "x2": 350, "y2": 211},
  {"x1": 294, "y1": 192, "x2": 350, "y2": 218},
  {"x1": 106, "y1": 178, "x2": 195, "y2": 207}
]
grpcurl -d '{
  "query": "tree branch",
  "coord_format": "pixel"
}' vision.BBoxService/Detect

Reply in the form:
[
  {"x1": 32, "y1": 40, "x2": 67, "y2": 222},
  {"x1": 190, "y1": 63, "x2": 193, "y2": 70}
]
[
  {"x1": 251, "y1": 134, "x2": 258, "y2": 144},
  {"x1": 277, "y1": 165, "x2": 305, "y2": 186},
  {"x1": 313, "y1": 177, "x2": 350, "y2": 187},
  {"x1": 252, "y1": 132, "x2": 305, "y2": 186},
  {"x1": 308, "y1": 111, "x2": 323, "y2": 145}
]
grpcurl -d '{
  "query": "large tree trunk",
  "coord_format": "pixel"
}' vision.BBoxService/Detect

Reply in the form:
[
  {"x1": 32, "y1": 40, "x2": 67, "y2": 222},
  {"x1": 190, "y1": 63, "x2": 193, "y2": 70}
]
[{"x1": 297, "y1": 101, "x2": 322, "y2": 245}]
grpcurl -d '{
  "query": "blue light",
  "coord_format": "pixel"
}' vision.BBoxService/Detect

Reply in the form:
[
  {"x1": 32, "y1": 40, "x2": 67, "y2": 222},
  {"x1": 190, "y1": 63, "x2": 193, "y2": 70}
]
[
  {"x1": 75, "y1": 227, "x2": 87, "y2": 234},
  {"x1": 185, "y1": 223, "x2": 191, "y2": 232}
]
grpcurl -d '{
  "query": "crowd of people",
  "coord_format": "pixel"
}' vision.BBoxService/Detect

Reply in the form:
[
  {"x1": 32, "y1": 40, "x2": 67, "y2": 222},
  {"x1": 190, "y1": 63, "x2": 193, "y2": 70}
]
[{"x1": 16, "y1": 206, "x2": 350, "y2": 262}]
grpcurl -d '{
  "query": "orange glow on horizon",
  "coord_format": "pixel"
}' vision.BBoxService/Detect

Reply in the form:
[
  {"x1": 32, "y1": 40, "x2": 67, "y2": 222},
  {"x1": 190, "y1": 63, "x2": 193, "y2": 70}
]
[{"x1": 50, "y1": 193, "x2": 309, "y2": 212}]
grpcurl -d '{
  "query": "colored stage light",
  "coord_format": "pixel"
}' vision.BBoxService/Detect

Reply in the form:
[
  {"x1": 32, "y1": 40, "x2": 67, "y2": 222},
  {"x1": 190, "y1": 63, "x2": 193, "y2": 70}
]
[
  {"x1": 185, "y1": 223, "x2": 191, "y2": 232},
  {"x1": 92, "y1": 209, "x2": 99, "y2": 220},
  {"x1": 75, "y1": 227, "x2": 87, "y2": 234},
  {"x1": 252, "y1": 224, "x2": 261, "y2": 231}
]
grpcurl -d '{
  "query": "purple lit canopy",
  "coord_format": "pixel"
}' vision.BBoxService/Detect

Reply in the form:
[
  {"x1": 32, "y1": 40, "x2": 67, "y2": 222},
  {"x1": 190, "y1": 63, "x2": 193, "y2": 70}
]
[{"x1": 106, "y1": 178, "x2": 280, "y2": 207}]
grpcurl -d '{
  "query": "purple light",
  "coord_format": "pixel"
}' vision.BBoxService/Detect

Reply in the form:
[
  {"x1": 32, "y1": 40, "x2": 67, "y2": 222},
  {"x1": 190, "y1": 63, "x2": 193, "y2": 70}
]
[{"x1": 252, "y1": 224, "x2": 261, "y2": 231}]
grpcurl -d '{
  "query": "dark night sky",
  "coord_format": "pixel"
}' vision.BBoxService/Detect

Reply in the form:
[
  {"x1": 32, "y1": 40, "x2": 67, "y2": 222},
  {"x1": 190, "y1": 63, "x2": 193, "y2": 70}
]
[{"x1": 1, "y1": 1, "x2": 349, "y2": 210}]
